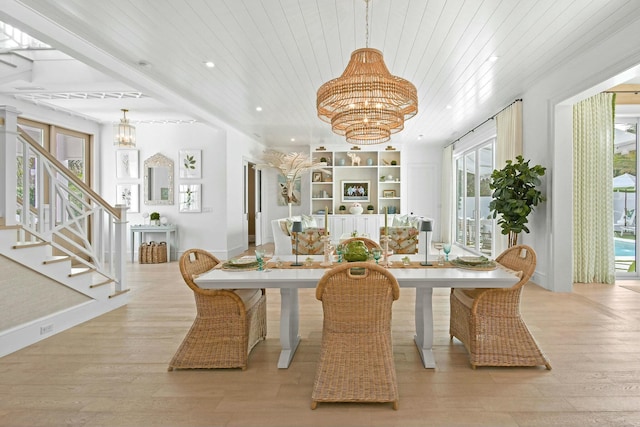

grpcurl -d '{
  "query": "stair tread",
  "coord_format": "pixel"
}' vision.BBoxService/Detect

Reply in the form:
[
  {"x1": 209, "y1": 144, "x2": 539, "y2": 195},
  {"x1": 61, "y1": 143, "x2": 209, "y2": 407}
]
[
  {"x1": 43, "y1": 256, "x2": 72, "y2": 264},
  {"x1": 90, "y1": 278, "x2": 114, "y2": 288},
  {"x1": 12, "y1": 241, "x2": 48, "y2": 249}
]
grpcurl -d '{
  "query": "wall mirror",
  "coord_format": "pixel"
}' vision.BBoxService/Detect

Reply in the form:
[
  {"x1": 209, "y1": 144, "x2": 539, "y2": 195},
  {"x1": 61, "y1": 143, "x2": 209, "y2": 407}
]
[{"x1": 144, "y1": 153, "x2": 174, "y2": 205}]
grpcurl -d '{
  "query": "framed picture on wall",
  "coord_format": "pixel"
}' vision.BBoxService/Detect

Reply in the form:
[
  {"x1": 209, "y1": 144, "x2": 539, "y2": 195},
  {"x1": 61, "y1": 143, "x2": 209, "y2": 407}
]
[
  {"x1": 116, "y1": 183, "x2": 139, "y2": 213},
  {"x1": 179, "y1": 149, "x2": 202, "y2": 179},
  {"x1": 115, "y1": 149, "x2": 139, "y2": 179},
  {"x1": 277, "y1": 175, "x2": 301, "y2": 206},
  {"x1": 341, "y1": 180, "x2": 370, "y2": 202},
  {"x1": 179, "y1": 184, "x2": 202, "y2": 212}
]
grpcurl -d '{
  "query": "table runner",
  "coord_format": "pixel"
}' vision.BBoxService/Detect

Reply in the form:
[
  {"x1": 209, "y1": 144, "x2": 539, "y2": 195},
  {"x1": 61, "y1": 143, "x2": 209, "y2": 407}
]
[{"x1": 212, "y1": 257, "x2": 499, "y2": 271}]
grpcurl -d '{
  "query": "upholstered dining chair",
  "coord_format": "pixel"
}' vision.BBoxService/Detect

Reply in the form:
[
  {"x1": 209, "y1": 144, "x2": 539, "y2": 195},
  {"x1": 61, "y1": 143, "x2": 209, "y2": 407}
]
[
  {"x1": 340, "y1": 236, "x2": 382, "y2": 251},
  {"x1": 311, "y1": 262, "x2": 400, "y2": 410},
  {"x1": 449, "y1": 244, "x2": 551, "y2": 370},
  {"x1": 379, "y1": 226, "x2": 420, "y2": 254},
  {"x1": 168, "y1": 249, "x2": 267, "y2": 371}
]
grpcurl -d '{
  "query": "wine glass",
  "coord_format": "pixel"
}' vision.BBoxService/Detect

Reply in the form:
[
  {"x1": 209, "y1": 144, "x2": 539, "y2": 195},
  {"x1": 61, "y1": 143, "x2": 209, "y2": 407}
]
[
  {"x1": 433, "y1": 242, "x2": 444, "y2": 266},
  {"x1": 443, "y1": 243, "x2": 452, "y2": 262},
  {"x1": 255, "y1": 247, "x2": 266, "y2": 271},
  {"x1": 336, "y1": 243, "x2": 345, "y2": 263},
  {"x1": 372, "y1": 248, "x2": 382, "y2": 264}
]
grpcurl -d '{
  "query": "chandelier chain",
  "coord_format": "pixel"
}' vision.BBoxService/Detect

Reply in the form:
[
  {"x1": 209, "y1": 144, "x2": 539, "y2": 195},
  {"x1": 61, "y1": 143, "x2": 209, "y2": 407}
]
[{"x1": 365, "y1": 0, "x2": 370, "y2": 48}]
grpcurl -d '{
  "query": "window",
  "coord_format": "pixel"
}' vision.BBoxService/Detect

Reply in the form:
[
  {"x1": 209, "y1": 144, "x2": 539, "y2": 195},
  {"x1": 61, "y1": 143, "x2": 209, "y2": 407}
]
[
  {"x1": 454, "y1": 140, "x2": 495, "y2": 256},
  {"x1": 614, "y1": 118, "x2": 638, "y2": 276}
]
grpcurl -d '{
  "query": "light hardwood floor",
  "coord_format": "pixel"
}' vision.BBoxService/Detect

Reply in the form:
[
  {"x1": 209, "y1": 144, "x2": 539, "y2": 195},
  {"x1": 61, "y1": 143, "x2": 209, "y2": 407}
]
[{"x1": 2, "y1": 250, "x2": 640, "y2": 426}]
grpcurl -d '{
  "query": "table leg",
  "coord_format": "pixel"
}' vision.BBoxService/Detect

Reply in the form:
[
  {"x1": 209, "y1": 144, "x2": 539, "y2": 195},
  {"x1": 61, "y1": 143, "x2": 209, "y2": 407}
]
[
  {"x1": 131, "y1": 231, "x2": 135, "y2": 263},
  {"x1": 278, "y1": 288, "x2": 300, "y2": 368},
  {"x1": 414, "y1": 287, "x2": 436, "y2": 368},
  {"x1": 165, "y1": 230, "x2": 171, "y2": 262}
]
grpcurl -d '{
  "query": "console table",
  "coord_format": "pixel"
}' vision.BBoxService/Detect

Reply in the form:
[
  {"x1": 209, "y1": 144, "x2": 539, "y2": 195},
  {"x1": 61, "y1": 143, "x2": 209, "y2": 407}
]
[{"x1": 130, "y1": 224, "x2": 178, "y2": 262}]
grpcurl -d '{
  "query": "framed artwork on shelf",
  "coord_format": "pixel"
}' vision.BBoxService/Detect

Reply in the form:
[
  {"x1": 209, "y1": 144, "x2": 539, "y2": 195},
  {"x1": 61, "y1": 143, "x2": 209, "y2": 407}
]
[
  {"x1": 179, "y1": 149, "x2": 202, "y2": 179},
  {"x1": 312, "y1": 172, "x2": 322, "y2": 182},
  {"x1": 115, "y1": 149, "x2": 139, "y2": 179},
  {"x1": 382, "y1": 189, "x2": 396, "y2": 198},
  {"x1": 341, "y1": 180, "x2": 370, "y2": 202},
  {"x1": 116, "y1": 183, "x2": 139, "y2": 213},
  {"x1": 179, "y1": 184, "x2": 202, "y2": 212}
]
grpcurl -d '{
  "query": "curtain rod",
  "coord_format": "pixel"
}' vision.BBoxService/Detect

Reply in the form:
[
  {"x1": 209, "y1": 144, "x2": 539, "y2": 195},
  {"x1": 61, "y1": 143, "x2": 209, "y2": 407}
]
[{"x1": 444, "y1": 98, "x2": 523, "y2": 148}]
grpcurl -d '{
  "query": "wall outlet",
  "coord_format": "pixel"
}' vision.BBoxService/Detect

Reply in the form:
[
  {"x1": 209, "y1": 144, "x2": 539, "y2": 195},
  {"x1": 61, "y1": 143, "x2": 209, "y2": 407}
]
[{"x1": 40, "y1": 324, "x2": 53, "y2": 335}]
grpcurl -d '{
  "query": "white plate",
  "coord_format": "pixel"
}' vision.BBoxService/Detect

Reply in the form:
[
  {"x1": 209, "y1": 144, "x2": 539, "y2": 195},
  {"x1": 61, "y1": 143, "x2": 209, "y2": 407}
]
[
  {"x1": 228, "y1": 258, "x2": 258, "y2": 265},
  {"x1": 457, "y1": 256, "x2": 489, "y2": 265}
]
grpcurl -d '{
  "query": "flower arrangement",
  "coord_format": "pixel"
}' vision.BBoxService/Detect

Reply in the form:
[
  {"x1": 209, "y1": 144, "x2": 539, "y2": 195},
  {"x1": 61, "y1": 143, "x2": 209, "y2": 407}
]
[
  {"x1": 255, "y1": 150, "x2": 332, "y2": 209},
  {"x1": 351, "y1": 202, "x2": 361, "y2": 209}
]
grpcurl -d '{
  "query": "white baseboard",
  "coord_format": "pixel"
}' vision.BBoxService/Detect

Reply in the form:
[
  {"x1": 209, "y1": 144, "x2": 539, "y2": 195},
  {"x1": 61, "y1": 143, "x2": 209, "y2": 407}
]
[{"x1": 0, "y1": 295, "x2": 129, "y2": 358}]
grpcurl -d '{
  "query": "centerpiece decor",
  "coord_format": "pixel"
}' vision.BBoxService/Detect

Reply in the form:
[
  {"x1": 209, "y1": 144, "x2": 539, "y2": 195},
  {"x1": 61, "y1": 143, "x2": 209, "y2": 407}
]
[
  {"x1": 343, "y1": 240, "x2": 369, "y2": 262},
  {"x1": 256, "y1": 150, "x2": 331, "y2": 217},
  {"x1": 489, "y1": 155, "x2": 546, "y2": 247}
]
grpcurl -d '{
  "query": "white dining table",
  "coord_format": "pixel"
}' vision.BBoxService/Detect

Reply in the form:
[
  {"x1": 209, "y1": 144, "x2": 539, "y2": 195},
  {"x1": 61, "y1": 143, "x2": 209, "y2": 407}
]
[{"x1": 194, "y1": 254, "x2": 519, "y2": 369}]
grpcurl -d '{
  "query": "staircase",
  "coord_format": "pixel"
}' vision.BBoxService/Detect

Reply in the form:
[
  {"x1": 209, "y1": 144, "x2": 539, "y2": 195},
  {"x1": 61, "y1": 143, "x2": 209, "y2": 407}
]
[{"x1": 0, "y1": 113, "x2": 129, "y2": 357}]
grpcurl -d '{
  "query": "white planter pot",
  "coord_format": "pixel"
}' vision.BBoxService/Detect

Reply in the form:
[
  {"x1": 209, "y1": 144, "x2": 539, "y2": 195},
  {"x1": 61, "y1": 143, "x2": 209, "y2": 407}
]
[{"x1": 349, "y1": 206, "x2": 363, "y2": 215}]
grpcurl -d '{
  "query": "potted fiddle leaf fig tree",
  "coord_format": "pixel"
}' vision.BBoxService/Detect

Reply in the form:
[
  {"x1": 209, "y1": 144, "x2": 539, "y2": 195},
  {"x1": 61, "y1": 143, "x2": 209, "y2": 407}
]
[{"x1": 489, "y1": 155, "x2": 546, "y2": 247}]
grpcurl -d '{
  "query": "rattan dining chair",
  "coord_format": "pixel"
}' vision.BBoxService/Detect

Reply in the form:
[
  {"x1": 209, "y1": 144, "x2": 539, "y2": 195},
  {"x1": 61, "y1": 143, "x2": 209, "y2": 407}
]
[
  {"x1": 340, "y1": 236, "x2": 382, "y2": 251},
  {"x1": 449, "y1": 244, "x2": 551, "y2": 370},
  {"x1": 311, "y1": 262, "x2": 400, "y2": 410},
  {"x1": 168, "y1": 249, "x2": 267, "y2": 371}
]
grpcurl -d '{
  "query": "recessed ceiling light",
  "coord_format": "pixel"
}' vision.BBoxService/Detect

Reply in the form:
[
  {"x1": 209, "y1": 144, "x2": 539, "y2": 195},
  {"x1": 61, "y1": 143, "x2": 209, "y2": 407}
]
[
  {"x1": 256, "y1": 106, "x2": 262, "y2": 112},
  {"x1": 290, "y1": 138, "x2": 295, "y2": 142},
  {"x1": 14, "y1": 86, "x2": 45, "y2": 91},
  {"x1": 204, "y1": 61, "x2": 215, "y2": 68},
  {"x1": 488, "y1": 55, "x2": 499, "y2": 62},
  {"x1": 418, "y1": 134, "x2": 424, "y2": 140},
  {"x1": 446, "y1": 105, "x2": 452, "y2": 109}
]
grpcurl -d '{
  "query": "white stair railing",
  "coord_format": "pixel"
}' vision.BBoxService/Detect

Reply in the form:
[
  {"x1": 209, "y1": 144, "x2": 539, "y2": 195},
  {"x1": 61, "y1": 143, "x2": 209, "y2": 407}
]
[{"x1": 15, "y1": 128, "x2": 127, "y2": 292}]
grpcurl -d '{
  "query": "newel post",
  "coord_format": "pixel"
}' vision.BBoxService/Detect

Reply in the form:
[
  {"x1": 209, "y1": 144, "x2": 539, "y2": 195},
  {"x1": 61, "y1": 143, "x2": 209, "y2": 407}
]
[
  {"x1": 0, "y1": 106, "x2": 19, "y2": 226},
  {"x1": 114, "y1": 204, "x2": 128, "y2": 292}
]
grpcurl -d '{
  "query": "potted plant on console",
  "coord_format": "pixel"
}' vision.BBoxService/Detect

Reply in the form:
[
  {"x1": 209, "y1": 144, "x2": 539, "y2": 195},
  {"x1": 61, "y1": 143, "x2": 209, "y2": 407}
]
[
  {"x1": 367, "y1": 204, "x2": 375, "y2": 214},
  {"x1": 489, "y1": 155, "x2": 546, "y2": 247},
  {"x1": 150, "y1": 212, "x2": 160, "y2": 226}
]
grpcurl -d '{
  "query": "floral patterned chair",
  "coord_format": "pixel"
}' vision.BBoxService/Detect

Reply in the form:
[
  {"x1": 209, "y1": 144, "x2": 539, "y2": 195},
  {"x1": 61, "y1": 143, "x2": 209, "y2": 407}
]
[
  {"x1": 291, "y1": 228, "x2": 327, "y2": 255},
  {"x1": 380, "y1": 226, "x2": 419, "y2": 254}
]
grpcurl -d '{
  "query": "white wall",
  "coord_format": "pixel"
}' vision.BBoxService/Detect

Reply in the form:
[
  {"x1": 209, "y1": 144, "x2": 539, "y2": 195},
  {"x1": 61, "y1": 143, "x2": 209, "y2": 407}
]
[
  {"x1": 403, "y1": 143, "x2": 442, "y2": 239},
  {"x1": 101, "y1": 122, "x2": 266, "y2": 260},
  {"x1": 522, "y1": 15, "x2": 640, "y2": 291}
]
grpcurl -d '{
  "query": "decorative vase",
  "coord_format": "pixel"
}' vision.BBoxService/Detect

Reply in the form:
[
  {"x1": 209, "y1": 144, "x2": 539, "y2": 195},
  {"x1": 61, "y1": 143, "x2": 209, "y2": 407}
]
[
  {"x1": 344, "y1": 240, "x2": 369, "y2": 262},
  {"x1": 367, "y1": 158, "x2": 373, "y2": 166},
  {"x1": 349, "y1": 206, "x2": 363, "y2": 215}
]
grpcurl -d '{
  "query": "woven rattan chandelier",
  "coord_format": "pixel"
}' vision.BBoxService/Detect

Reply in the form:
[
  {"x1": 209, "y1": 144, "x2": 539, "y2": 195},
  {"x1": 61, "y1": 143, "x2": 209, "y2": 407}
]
[{"x1": 316, "y1": 0, "x2": 417, "y2": 145}]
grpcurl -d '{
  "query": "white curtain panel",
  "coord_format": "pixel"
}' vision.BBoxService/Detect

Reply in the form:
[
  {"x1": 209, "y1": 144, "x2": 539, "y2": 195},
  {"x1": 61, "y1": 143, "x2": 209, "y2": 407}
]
[
  {"x1": 573, "y1": 92, "x2": 615, "y2": 284},
  {"x1": 496, "y1": 100, "x2": 523, "y2": 167},
  {"x1": 440, "y1": 144, "x2": 454, "y2": 243},
  {"x1": 494, "y1": 100, "x2": 523, "y2": 254}
]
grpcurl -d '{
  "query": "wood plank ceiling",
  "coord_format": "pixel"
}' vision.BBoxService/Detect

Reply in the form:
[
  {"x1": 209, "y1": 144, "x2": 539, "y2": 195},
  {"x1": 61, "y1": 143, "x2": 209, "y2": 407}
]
[{"x1": 1, "y1": 0, "x2": 640, "y2": 147}]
